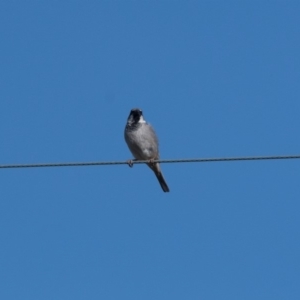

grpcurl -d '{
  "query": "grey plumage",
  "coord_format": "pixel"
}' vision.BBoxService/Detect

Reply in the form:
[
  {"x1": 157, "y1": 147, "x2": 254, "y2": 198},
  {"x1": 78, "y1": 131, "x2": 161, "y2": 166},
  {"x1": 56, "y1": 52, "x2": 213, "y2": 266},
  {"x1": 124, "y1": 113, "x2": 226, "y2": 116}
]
[{"x1": 124, "y1": 108, "x2": 170, "y2": 192}]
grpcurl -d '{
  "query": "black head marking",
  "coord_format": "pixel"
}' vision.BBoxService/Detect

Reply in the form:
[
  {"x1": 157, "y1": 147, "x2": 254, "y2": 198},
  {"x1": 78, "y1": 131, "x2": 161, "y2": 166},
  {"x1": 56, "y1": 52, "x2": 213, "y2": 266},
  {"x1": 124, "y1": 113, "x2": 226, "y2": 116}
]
[{"x1": 127, "y1": 108, "x2": 143, "y2": 124}]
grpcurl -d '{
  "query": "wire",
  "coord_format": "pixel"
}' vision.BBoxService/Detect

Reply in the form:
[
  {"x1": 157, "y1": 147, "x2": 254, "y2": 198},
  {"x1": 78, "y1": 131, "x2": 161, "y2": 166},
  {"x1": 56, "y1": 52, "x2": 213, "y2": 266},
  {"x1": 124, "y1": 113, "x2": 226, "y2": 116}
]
[{"x1": 0, "y1": 154, "x2": 300, "y2": 169}]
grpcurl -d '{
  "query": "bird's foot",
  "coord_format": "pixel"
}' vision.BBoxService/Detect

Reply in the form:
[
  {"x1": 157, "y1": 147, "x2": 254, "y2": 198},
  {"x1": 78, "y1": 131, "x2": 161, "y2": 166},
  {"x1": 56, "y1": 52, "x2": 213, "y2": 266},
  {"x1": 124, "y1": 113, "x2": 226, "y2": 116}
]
[
  {"x1": 127, "y1": 160, "x2": 134, "y2": 168},
  {"x1": 127, "y1": 159, "x2": 136, "y2": 168},
  {"x1": 148, "y1": 158, "x2": 155, "y2": 167}
]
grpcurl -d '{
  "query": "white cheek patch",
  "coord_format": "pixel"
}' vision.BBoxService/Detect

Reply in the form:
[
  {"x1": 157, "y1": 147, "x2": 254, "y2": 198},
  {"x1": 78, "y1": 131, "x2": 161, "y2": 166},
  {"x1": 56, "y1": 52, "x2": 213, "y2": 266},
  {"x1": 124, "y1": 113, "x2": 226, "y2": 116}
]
[{"x1": 138, "y1": 115, "x2": 146, "y2": 123}]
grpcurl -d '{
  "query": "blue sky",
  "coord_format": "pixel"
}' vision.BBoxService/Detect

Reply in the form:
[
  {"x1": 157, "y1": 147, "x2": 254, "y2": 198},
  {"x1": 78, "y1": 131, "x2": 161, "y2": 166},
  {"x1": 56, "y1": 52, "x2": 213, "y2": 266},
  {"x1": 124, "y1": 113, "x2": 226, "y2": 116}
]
[{"x1": 1, "y1": 1, "x2": 300, "y2": 299}]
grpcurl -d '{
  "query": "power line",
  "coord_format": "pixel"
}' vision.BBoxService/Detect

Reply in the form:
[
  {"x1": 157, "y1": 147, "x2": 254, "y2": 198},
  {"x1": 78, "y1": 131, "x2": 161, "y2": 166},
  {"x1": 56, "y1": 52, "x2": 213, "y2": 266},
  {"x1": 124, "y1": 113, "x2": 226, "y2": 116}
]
[{"x1": 0, "y1": 154, "x2": 300, "y2": 169}]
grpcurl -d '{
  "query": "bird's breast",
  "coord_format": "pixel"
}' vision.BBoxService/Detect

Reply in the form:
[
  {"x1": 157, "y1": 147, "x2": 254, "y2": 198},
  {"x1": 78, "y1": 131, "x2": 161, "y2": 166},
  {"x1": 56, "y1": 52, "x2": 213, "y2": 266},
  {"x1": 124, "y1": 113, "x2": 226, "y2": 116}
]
[{"x1": 125, "y1": 124, "x2": 159, "y2": 160}]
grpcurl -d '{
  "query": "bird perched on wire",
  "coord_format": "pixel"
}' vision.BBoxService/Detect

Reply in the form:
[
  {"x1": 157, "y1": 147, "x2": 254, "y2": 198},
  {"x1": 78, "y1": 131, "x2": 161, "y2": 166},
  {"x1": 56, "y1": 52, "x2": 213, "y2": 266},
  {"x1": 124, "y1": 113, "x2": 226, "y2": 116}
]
[{"x1": 124, "y1": 108, "x2": 170, "y2": 192}]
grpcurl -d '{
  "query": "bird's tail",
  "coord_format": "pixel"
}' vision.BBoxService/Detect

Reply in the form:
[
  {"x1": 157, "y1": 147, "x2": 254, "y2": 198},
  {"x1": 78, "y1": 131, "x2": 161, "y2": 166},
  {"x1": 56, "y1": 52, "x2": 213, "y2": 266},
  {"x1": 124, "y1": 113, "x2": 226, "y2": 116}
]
[
  {"x1": 148, "y1": 162, "x2": 170, "y2": 192},
  {"x1": 154, "y1": 170, "x2": 170, "y2": 192}
]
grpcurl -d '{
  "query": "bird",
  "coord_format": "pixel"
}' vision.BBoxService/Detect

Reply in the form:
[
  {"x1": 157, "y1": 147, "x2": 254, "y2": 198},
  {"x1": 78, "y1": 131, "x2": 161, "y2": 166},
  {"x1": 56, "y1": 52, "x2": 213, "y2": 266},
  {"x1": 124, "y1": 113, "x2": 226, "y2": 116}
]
[{"x1": 124, "y1": 108, "x2": 170, "y2": 192}]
